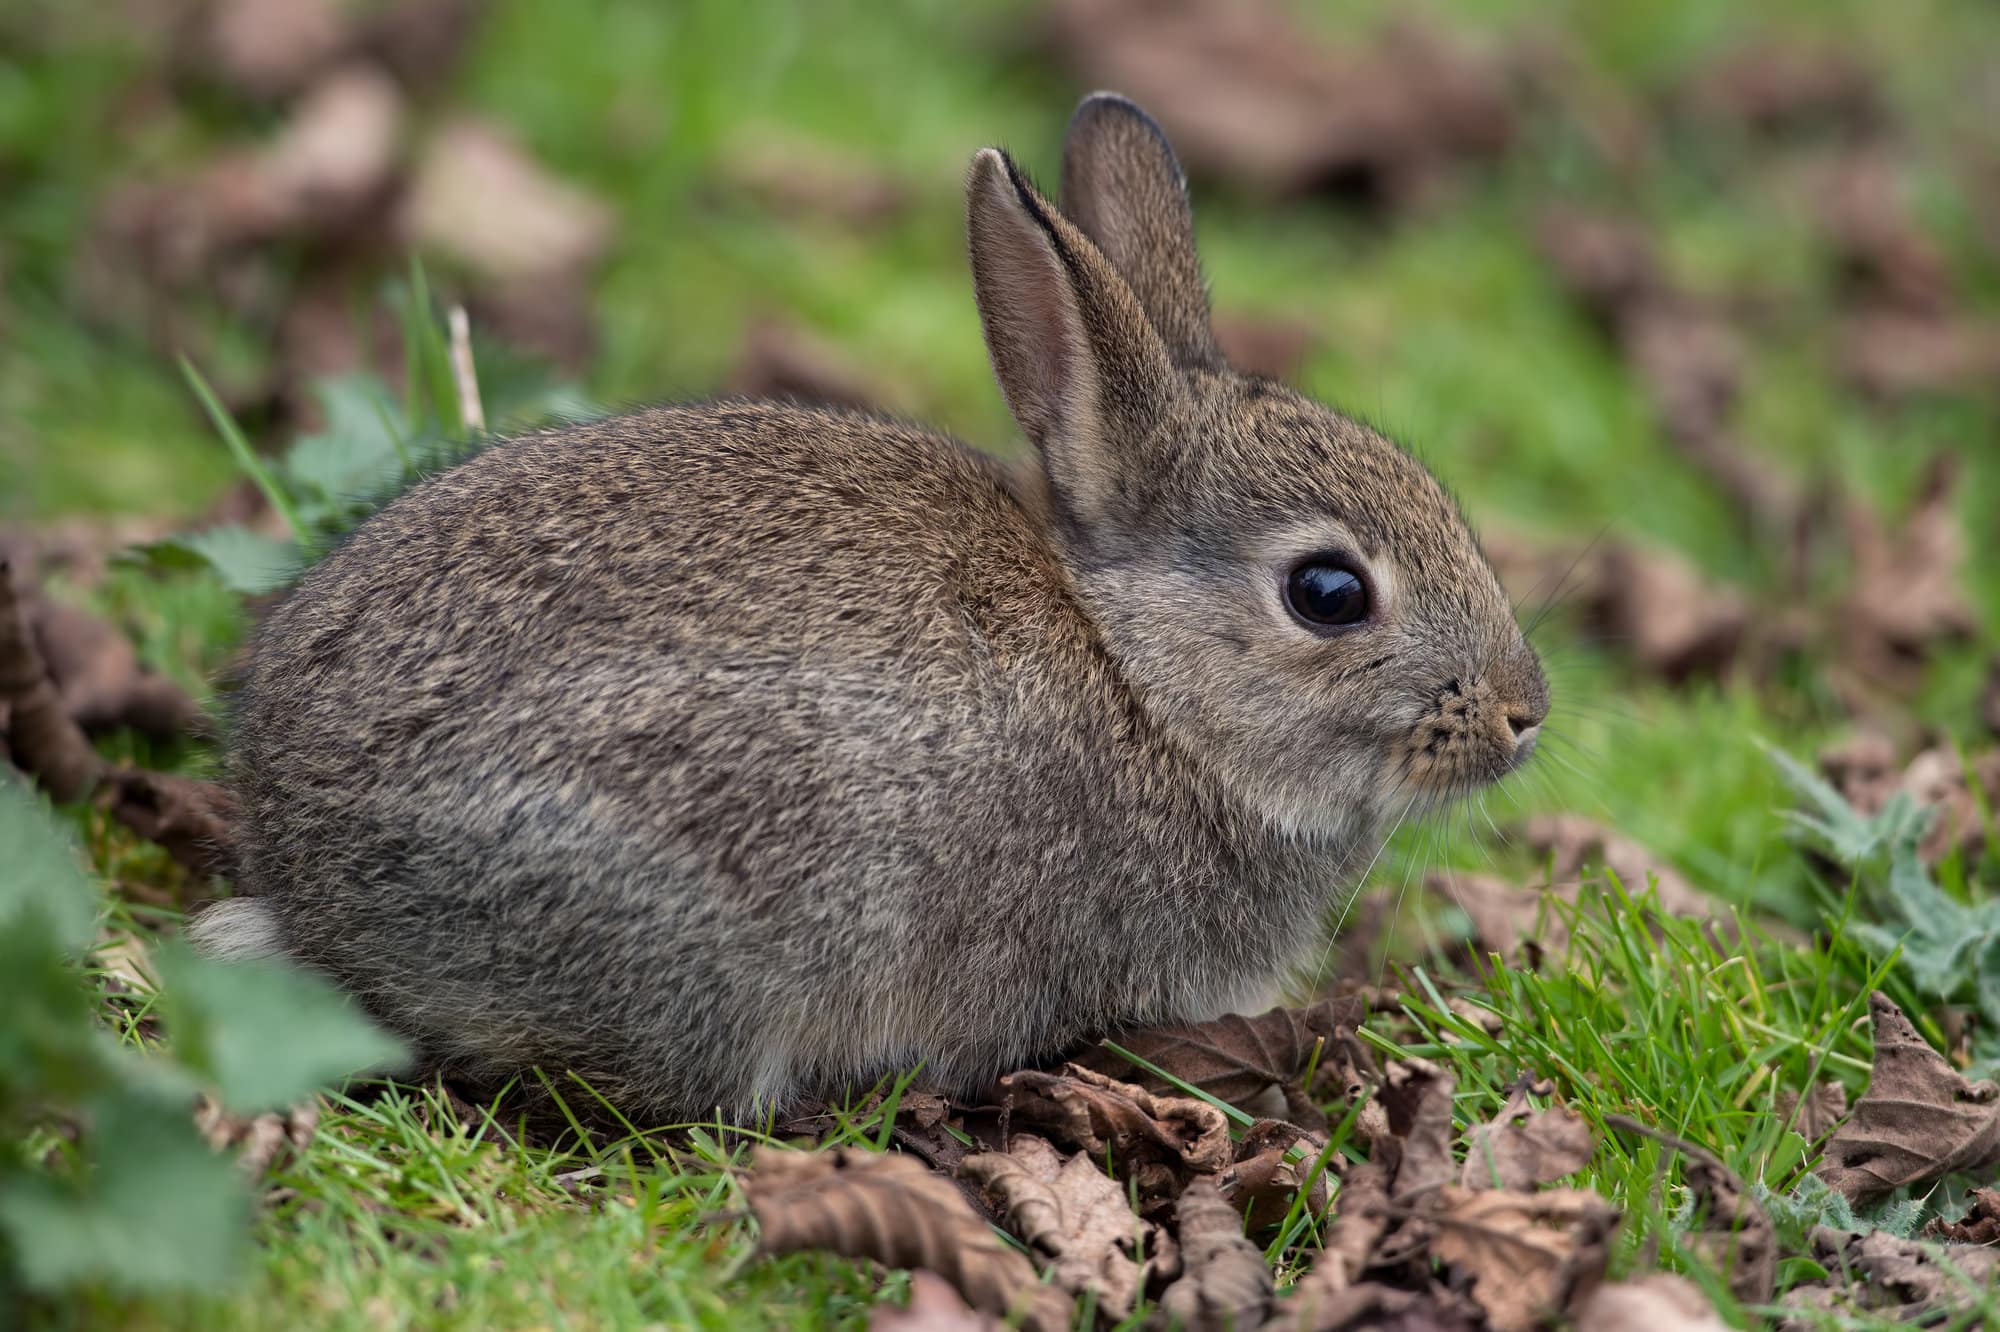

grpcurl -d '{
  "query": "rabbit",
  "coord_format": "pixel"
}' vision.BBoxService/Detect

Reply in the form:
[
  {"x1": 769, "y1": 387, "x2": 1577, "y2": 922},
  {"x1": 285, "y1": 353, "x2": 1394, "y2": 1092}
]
[{"x1": 192, "y1": 93, "x2": 1549, "y2": 1124}]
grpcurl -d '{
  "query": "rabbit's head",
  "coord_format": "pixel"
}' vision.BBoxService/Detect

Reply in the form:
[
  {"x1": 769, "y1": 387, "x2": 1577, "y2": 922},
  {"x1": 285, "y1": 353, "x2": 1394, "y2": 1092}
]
[{"x1": 969, "y1": 94, "x2": 1548, "y2": 842}]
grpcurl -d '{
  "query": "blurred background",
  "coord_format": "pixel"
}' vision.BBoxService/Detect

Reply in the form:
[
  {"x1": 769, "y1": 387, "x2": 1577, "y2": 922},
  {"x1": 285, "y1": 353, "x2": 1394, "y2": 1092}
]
[{"x1": 4, "y1": 0, "x2": 1998, "y2": 917}]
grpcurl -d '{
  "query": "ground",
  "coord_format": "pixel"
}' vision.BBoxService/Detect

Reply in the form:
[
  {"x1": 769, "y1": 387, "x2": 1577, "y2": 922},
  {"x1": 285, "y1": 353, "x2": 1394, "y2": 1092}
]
[{"x1": 5, "y1": 0, "x2": 2000, "y2": 1328}]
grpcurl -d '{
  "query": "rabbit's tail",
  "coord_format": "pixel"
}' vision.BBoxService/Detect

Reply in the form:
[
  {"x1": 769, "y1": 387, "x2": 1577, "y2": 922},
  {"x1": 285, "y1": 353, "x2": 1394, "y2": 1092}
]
[{"x1": 188, "y1": 897, "x2": 285, "y2": 961}]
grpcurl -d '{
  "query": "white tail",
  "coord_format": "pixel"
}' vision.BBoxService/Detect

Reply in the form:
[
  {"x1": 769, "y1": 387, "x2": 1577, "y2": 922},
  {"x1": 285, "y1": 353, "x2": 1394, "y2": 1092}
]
[{"x1": 187, "y1": 898, "x2": 285, "y2": 961}]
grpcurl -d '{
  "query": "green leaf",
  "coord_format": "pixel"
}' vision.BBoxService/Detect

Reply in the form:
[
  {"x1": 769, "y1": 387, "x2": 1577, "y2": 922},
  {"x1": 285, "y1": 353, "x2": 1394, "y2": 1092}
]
[
  {"x1": 179, "y1": 357, "x2": 308, "y2": 541},
  {"x1": 134, "y1": 527, "x2": 302, "y2": 597},
  {"x1": 284, "y1": 373, "x2": 411, "y2": 510},
  {"x1": 0, "y1": 782, "x2": 99, "y2": 954},
  {"x1": 0, "y1": 1090, "x2": 246, "y2": 1293},
  {"x1": 155, "y1": 940, "x2": 407, "y2": 1114}
]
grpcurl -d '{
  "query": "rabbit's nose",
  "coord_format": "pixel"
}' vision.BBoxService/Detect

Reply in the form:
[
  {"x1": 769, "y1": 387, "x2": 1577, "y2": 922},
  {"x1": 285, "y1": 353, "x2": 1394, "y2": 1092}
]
[{"x1": 1505, "y1": 704, "x2": 1544, "y2": 758}]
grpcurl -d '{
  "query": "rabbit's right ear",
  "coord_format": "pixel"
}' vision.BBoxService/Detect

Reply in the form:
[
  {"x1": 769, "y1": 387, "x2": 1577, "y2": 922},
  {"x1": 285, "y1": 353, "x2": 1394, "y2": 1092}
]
[
  {"x1": 967, "y1": 147, "x2": 1183, "y2": 532},
  {"x1": 1060, "y1": 93, "x2": 1220, "y2": 370}
]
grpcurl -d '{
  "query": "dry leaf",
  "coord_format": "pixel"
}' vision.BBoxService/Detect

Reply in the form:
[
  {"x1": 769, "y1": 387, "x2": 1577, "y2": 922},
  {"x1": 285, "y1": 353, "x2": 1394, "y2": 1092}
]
[
  {"x1": 1574, "y1": 1274, "x2": 1731, "y2": 1332},
  {"x1": 1045, "y1": 0, "x2": 1511, "y2": 203},
  {"x1": 1078, "y1": 996, "x2": 1368, "y2": 1112},
  {"x1": 991, "y1": 1064, "x2": 1232, "y2": 1180},
  {"x1": 869, "y1": 1270, "x2": 1003, "y2": 1331},
  {"x1": 1428, "y1": 1186, "x2": 1619, "y2": 1332},
  {"x1": 102, "y1": 768, "x2": 241, "y2": 882},
  {"x1": 1929, "y1": 1186, "x2": 2000, "y2": 1245},
  {"x1": 1220, "y1": 1118, "x2": 1331, "y2": 1231},
  {"x1": 1786, "y1": 1224, "x2": 2000, "y2": 1324},
  {"x1": 718, "y1": 135, "x2": 911, "y2": 229},
  {"x1": 402, "y1": 117, "x2": 614, "y2": 283},
  {"x1": 1273, "y1": 1282, "x2": 1475, "y2": 1332},
  {"x1": 1285, "y1": 1159, "x2": 1389, "y2": 1312},
  {"x1": 722, "y1": 318, "x2": 882, "y2": 411},
  {"x1": 1156, "y1": 1177, "x2": 1273, "y2": 1332},
  {"x1": 1817, "y1": 992, "x2": 2000, "y2": 1206},
  {"x1": 1834, "y1": 455, "x2": 1974, "y2": 694},
  {"x1": 1819, "y1": 733, "x2": 1997, "y2": 868},
  {"x1": 1214, "y1": 312, "x2": 1320, "y2": 382},
  {"x1": 1, "y1": 562, "x2": 104, "y2": 801},
  {"x1": 1776, "y1": 1082, "x2": 1850, "y2": 1144},
  {"x1": 1459, "y1": 1084, "x2": 1593, "y2": 1191},
  {"x1": 745, "y1": 1147, "x2": 1069, "y2": 1332},
  {"x1": 958, "y1": 1134, "x2": 1167, "y2": 1321},
  {"x1": 196, "y1": 1094, "x2": 318, "y2": 1176},
  {"x1": 1677, "y1": 38, "x2": 1882, "y2": 139},
  {"x1": 1377, "y1": 1059, "x2": 1455, "y2": 1202}
]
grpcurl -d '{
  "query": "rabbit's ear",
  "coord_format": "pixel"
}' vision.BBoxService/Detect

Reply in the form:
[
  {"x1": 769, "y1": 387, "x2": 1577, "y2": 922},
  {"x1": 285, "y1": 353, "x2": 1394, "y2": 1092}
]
[
  {"x1": 1060, "y1": 93, "x2": 1220, "y2": 371},
  {"x1": 968, "y1": 147, "x2": 1183, "y2": 530}
]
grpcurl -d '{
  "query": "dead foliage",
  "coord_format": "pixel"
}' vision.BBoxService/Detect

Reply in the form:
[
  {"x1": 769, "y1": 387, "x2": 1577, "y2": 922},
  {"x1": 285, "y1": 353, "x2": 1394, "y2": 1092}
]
[
  {"x1": 1676, "y1": 37, "x2": 1885, "y2": 141},
  {"x1": 722, "y1": 318, "x2": 884, "y2": 412},
  {"x1": 712, "y1": 134, "x2": 913, "y2": 230},
  {"x1": 1780, "y1": 1225, "x2": 2000, "y2": 1327},
  {"x1": 1459, "y1": 1080, "x2": 1592, "y2": 1192},
  {"x1": 1156, "y1": 1177, "x2": 1273, "y2": 1332},
  {"x1": 1817, "y1": 992, "x2": 2000, "y2": 1206},
  {"x1": 1819, "y1": 731, "x2": 1999, "y2": 867},
  {"x1": 745, "y1": 1146, "x2": 1072, "y2": 1332},
  {"x1": 868, "y1": 1270, "x2": 1002, "y2": 1331},
  {"x1": 1, "y1": 559, "x2": 236, "y2": 883},
  {"x1": 960, "y1": 1134, "x2": 1171, "y2": 1320},
  {"x1": 1427, "y1": 1186, "x2": 1619, "y2": 1332},
  {"x1": 196, "y1": 1094, "x2": 319, "y2": 1177},
  {"x1": 1928, "y1": 1185, "x2": 2000, "y2": 1246},
  {"x1": 1044, "y1": 0, "x2": 1512, "y2": 205}
]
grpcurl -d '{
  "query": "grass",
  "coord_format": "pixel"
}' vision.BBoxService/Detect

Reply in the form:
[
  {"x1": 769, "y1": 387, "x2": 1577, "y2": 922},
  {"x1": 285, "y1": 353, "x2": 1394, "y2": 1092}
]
[{"x1": 7, "y1": 0, "x2": 2000, "y2": 1326}]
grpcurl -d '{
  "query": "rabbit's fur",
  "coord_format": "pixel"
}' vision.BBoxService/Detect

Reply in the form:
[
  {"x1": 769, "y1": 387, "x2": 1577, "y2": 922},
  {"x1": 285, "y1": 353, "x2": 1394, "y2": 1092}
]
[{"x1": 198, "y1": 95, "x2": 1548, "y2": 1122}]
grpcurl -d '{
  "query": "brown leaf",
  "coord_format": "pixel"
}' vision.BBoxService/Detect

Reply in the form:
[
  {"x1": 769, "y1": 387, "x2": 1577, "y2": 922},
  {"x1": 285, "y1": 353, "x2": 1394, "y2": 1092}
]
[
  {"x1": 1786, "y1": 1224, "x2": 2000, "y2": 1324},
  {"x1": 1378, "y1": 1059, "x2": 1455, "y2": 1202},
  {"x1": 1220, "y1": 1119, "x2": 1331, "y2": 1231},
  {"x1": 1777, "y1": 1081, "x2": 1850, "y2": 1145},
  {"x1": 1427, "y1": 1185, "x2": 1619, "y2": 1332},
  {"x1": 1929, "y1": 1186, "x2": 2000, "y2": 1245},
  {"x1": 722, "y1": 318, "x2": 882, "y2": 412},
  {"x1": 1214, "y1": 312, "x2": 1319, "y2": 382},
  {"x1": 1820, "y1": 732, "x2": 1999, "y2": 867},
  {"x1": 1677, "y1": 38, "x2": 1883, "y2": 139},
  {"x1": 1045, "y1": 0, "x2": 1511, "y2": 204},
  {"x1": 1459, "y1": 1084, "x2": 1593, "y2": 1191},
  {"x1": 990, "y1": 1064, "x2": 1233, "y2": 1181},
  {"x1": 1834, "y1": 454, "x2": 1974, "y2": 693},
  {"x1": 1573, "y1": 1274, "x2": 1731, "y2": 1332},
  {"x1": 1307, "y1": 1159, "x2": 1390, "y2": 1298},
  {"x1": 402, "y1": 117, "x2": 615, "y2": 284},
  {"x1": 1156, "y1": 1176, "x2": 1273, "y2": 1332},
  {"x1": 103, "y1": 768, "x2": 241, "y2": 882},
  {"x1": 1524, "y1": 814, "x2": 1710, "y2": 918},
  {"x1": 869, "y1": 1270, "x2": 1003, "y2": 1332},
  {"x1": 745, "y1": 1147, "x2": 1070, "y2": 1332},
  {"x1": 717, "y1": 135, "x2": 912, "y2": 229},
  {"x1": 1980, "y1": 657, "x2": 2000, "y2": 740},
  {"x1": 0, "y1": 562, "x2": 104, "y2": 801},
  {"x1": 1273, "y1": 1282, "x2": 1477, "y2": 1332},
  {"x1": 1837, "y1": 309, "x2": 2000, "y2": 398},
  {"x1": 1817, "y1": 992, "x2": 2000, "y2": 1206},
  {"x1": 1079, "y1": 997, "x2": 1368, "y2": 1113},
  {"x1": 30, "y1": 600, "x2": 204, "y2": 740},
  {"x1": 959, "y1": 1134, "x2": 1168, "y2": 1321},
  {"x1": 195, "y1": 1094, "x2": 318, "y2": 1177},
  {"x1": 190, "y1": 0, "x2": 350, "y2": 99}
]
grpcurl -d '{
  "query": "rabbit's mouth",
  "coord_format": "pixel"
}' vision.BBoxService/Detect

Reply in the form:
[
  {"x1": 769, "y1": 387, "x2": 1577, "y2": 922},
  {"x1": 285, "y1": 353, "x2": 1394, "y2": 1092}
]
[{"x1": 1397, "y1": 674, "x2": 1545, "y2": 796}]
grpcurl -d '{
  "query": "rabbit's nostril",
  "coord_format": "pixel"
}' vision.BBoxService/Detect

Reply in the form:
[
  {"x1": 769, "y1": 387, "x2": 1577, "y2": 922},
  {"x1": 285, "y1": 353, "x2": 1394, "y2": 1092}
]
[{"x1": 1506, "y1": 706, "x2": 1545, "y2": 740}]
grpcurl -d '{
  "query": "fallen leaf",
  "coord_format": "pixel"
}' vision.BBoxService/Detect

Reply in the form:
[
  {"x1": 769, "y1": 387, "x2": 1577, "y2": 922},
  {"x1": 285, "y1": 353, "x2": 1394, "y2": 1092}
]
[
  {"x1": 1045, "y1": 0, "x2": 1511, "y2": 204},
  {"x1": 722, "y1": 318, "x2": 882, "y2": 412},
  {"x1": 0, "y1": 562, "x2": 104, "y2": 801},
  {"x1": 1981, "y1": 657, "x2": 2000, "y2": 739},
  {"x1": 869, "y1": 1270, "x2": 1002, "y2": 1331},
  {"x1": 1524, "y1": 814, "x2": 1709, "y2": 918},
  {"x1": 717, "y1": 134, "x2": 912, "y2": 229},
  {"x1": 1377, "y1": 1059, "x2": 1455, "y2": 1202},
  {"x1": 988, "y1": 1064, "x2": 1232, "y2": 1184},
  {"x1": 1837, "y1": 309, "x2": 2000, "y2": 398},
  {"x1": 1819, "y1": 733, "x2": 1999, "y2": 867},
  {"x1": 1459, "y1": 1083, "x2": 1593, "y2": 1191},
  {"x1": 1834, "y1": 454, "x2": 1975, "y2": 694},
  {"x1": 1220, "y1": 1118, "x2": 1331, "y2": 1230},
  {"x1": 1078, "y1": 996, "x2": 1368, "y2": 1114},
  {"x1": 1156, "y1": 1176, "x2": 1272, "y2": 1332},
  {"x1": 28, "y1": 596, "x2": 205, "y2": 739},
  {"x1": 1428, "y1": 1185, "x2": 1619, "y2": 1332},
  {"x1": 402, "y1": 117, "x2": 614, "y2": 284},
  {"x1": 745, "y1": 1147, "x2": 1070, "y2": 1332},
  {"x1": 1309, "y1": 1159, "x2": 1390, "y2": 1295},
  {"x1": 1677, "y1": 37, "x2": 1883, "y2": 139},
  {"x1": 189, "y1": 0, "x2": 350, "y2": 99},
  {"x1": 195, "y1": 1094, "x2": 319, "y2": 1177},
  {"x1": 1930, "y1": 1186, "x2": 2000, "y2": 1245},
  {"x1": 1214, "y1": 312, "x2": 1320, "y2": 382},
  {"x1": 1273, "y1": 1281, "x2": 1477, "y2": 1332},
  {"x1": 257, "y1": 64, "x2": 406, "y2": 235},
  {"x1": 1786, "y1": 1224, "x2": 2000, "y2": 1324},
  {"x1": 102, "y1": 768, "x2": 241, "y2": 882},
  {"x1": 1775, "y1": 1081, "x2": 1850, "y2": 1145},
  {"x1": 1817, "y1": 992, "x2": 2000, "y2": 1206},
  {"x1": 1573, "y1": 1273, "x2": 1731, "y2": 1332},
  {"x1": 958, "y1": 1135, "x2": 1170, "y2": 1321}
]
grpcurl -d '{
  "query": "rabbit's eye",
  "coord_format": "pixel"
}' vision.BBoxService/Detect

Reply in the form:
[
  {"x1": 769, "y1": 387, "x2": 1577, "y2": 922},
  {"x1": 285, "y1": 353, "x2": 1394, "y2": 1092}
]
[{"x1": 1286, "y1": 560, "x2": 1370, "y2": 628}]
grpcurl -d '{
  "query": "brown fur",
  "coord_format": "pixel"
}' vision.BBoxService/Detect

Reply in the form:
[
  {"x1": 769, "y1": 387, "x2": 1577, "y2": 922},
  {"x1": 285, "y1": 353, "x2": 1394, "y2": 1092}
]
[{"x1": 196, "y1": 95, "x2": 1546, "y2": 1123}]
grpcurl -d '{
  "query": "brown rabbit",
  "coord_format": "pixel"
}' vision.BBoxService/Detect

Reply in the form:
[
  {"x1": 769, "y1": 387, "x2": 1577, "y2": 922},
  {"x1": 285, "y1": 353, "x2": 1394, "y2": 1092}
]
[{"x1": 194, "y1": 94, "x2": 1548, "y2": 1123}]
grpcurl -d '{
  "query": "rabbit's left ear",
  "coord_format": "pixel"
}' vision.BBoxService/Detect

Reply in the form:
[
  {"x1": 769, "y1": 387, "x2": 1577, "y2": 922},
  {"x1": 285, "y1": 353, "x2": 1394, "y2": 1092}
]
[{"x1": 1060, "y1": 93, "x2": 1221, "y2": 371}]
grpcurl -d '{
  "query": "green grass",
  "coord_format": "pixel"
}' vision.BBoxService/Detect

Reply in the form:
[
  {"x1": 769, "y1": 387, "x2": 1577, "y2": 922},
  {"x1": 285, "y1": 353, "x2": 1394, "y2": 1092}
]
[{"x1": 8, "y1": 0, "x2": 2000, "y2": 1326}]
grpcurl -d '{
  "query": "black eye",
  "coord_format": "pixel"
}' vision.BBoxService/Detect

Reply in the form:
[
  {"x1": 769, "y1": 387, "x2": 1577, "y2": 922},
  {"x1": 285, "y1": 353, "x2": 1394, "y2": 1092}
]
[{"x1": 1286, "y1": 560, "x2": 1370, "y2": 628}]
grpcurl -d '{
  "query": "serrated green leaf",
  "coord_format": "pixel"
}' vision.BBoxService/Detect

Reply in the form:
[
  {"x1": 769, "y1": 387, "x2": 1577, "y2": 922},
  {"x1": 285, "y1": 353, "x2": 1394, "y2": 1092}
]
[
  {"x1": 0, "y1": 1090, "x2": 246, "y2": 1293},
  {"x1": 0, "y1": 783, "x2": 99, "y2": 954},
  {"x1": 284, "y1": 373, "x2": 410, "y2": 509},
  {"x1": 135, "y1": 528, "x2": 302, "y2": 597},
  {"x1": 154, "y1": 940, "x2": 407, "y2": 1114}
]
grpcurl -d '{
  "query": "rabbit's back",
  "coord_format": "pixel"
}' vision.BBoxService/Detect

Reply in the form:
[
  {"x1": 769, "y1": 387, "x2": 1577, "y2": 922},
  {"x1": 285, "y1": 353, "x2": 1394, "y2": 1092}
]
[{"x1": 231, "y1": 403, "x2": 1314, "y2": 1118}]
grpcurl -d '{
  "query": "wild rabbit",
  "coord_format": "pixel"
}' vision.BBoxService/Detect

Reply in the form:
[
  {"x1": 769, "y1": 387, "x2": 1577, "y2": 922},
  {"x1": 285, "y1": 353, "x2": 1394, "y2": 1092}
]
[{"x1": 195, "y1": 94, "x2": 1548, "y2": 1122}]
